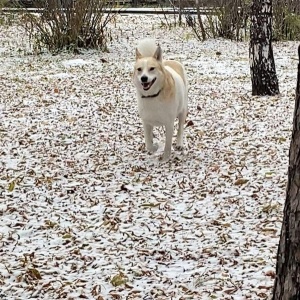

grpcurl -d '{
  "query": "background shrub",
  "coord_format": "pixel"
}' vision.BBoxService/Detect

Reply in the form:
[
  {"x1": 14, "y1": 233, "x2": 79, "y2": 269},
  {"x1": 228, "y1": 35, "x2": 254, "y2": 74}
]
[
  {"x1": 182, "y1": 0, "x2": 251, "y2": 41},
  {"x1": 0, "y1": 0, "x2": 19, "y2": 26},
  {"x1": 273, "y1": 0, "x2": 300, "y2": 41},
  {"x1": 22, "y1": 0, "x2": 117, "y2": 53},
  {"x1": 181, "y1": 0, "x2": 300, "y2": 42}
]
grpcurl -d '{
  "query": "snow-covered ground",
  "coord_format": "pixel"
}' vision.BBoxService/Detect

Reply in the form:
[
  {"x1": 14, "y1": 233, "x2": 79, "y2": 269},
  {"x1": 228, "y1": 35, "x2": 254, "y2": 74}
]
[{"x1": 0, "y1": 14, "x2": 298, "y2": 300}]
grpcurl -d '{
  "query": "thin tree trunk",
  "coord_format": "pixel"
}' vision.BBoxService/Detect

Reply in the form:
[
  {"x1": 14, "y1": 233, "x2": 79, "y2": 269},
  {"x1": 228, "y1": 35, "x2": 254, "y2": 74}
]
[
  {"x1": 196, "y1": 0, "x2": 206, "y2": 41},
  {"x1": 272, "y1": 45, "x2": 300, "y2": 300},
  {"x1": 249, "y1": 0, "x2": 279, "y2": 96}
]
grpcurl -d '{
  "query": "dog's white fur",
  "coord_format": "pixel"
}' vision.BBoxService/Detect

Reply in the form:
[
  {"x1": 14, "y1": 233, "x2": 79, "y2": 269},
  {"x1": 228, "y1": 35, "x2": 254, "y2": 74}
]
[{"x1": 133, "y1": 38, "x2": 188, "y2": 162}]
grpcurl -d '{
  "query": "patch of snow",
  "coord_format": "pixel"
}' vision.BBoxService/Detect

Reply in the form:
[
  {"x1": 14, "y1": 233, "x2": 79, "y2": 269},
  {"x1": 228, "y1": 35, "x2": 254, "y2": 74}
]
[
  {"x1": 0, "y1": 14, "x2": 297, "y2": 300},
  {"x1": 62, "y1": 58, "x2": 92, "y2": 67}
]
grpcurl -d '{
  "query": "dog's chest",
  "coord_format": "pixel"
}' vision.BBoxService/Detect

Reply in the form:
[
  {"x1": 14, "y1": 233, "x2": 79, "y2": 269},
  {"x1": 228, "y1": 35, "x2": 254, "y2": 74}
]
[{"x1": 138, "y1": 98, "x2": 171, "y2": 126}]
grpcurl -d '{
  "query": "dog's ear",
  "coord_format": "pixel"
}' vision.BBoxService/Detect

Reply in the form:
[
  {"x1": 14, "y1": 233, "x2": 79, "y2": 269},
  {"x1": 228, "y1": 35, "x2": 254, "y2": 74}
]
[
  {"x1": 136, "y1": 48, "x2": 142, "y2": 60},
  {"x1": 153, "y1": 45, "x2": 162, "y2": 62}
]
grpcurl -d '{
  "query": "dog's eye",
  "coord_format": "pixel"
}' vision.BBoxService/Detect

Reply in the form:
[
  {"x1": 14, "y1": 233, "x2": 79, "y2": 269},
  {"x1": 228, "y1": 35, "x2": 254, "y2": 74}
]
[
  {"x1": 137, "y1": 68, "x2": 142, "y2": 72},
  {"x1": 149, "y1": 67, "x2": 155, "y2": 71}
]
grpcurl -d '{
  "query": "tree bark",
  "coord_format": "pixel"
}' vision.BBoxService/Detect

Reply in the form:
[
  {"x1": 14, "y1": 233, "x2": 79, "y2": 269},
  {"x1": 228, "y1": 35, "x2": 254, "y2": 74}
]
[
  {"x1": 272, "y1": 45, "x2": 300, "y2": 300},
  {"x1": 249, "y1": 0, "x2": 279, "y2": 96}
]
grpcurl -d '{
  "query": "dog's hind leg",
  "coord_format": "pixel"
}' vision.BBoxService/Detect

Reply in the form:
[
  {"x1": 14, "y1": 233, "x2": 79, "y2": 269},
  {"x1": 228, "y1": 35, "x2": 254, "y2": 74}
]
[
  {"x1": 175, "y1": 109, "x2": 187, "y2": 151},
  {"x1": 143, "y1": 122, "x2": 158, "y2": 153}
]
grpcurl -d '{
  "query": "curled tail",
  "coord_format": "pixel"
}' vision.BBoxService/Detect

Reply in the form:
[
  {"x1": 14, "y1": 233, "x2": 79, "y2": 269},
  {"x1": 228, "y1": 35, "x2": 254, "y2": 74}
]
[{"x1": 137, "y1": 38, "x2": 159, "y2": 58}]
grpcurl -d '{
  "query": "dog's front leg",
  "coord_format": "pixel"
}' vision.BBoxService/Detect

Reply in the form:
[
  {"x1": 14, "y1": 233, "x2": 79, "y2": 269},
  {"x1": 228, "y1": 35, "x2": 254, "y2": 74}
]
[
  {"x1": 160, "y1": 122, "x2": 174, "y2": 162},
  {"x1": 143, "y1": 122, "x2": 158, "y2": 153}
]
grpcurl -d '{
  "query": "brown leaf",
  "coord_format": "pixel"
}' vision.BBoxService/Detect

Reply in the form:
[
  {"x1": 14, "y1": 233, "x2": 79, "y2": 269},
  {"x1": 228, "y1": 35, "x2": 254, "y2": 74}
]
[
  {"x1": 27, "y1": 268, "x2": 42, "y2": 280},
  {"x1": 224, "y1": 288, "x2": 237, "y2": 294},
  {"x1": 120, "y1": 184, "x2": 129, "y2": 191},
  {"x1": 234, "y1": 178, "x2": 249, "y2": 186},
  {"x1": 8, "y1": 181, "x2": 16, "y2": 192},
  {"x1": 186, "y1": 120, "x2": 194, "y2": 127},
  {"x1": 258, "y1": 285, "x2": 272, "y2": 290},
  {"x1": 264, "y1": 270, "x2": 276, "y2": 278},
  {"x1": 109, "y1": 292, "x2": 121, "y2": 300},
  {"x1": 111, "y1": 272, "x2": 128, "y2": 287}
]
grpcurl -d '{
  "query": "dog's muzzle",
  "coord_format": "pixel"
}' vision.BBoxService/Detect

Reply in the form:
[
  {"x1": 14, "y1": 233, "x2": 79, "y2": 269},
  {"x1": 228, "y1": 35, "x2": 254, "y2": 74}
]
[{"x1": 141, "y1": 77, "x2": 156, "y2": 91}]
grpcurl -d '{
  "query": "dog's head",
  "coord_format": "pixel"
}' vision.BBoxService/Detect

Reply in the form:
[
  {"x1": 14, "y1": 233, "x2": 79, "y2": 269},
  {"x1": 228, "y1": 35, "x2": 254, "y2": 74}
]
[{"x1": 133, "y1": 45, "x2": 164, "y2": 95}]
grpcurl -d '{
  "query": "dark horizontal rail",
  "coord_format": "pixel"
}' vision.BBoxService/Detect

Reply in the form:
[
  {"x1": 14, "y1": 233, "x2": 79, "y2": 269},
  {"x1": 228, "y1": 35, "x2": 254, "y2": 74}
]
[{"x1": 1, "y1": 6, "x2": 216, "y2": 15}]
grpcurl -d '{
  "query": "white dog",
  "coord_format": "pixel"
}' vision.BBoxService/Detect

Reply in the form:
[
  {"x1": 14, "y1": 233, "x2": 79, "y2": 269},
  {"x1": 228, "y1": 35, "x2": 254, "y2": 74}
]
[{"x1": 133, "y1": 39, "x2": 188, "y2": 162}]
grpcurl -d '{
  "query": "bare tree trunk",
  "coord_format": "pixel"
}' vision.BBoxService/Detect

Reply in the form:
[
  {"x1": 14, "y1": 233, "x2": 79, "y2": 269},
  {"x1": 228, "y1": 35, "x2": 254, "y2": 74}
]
[
  {"x1": 249, "y1": 0, "x2": 279, "y2": 95},
  {"x1": 272, "y1": 45, "x2": 300, "y2": 300}
]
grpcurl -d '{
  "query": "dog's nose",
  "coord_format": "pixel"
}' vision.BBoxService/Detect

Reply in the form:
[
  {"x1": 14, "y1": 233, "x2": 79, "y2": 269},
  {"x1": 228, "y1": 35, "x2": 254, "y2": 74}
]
[{"x1": 141, "y1": 76, "x2": 148, "y2": 83}]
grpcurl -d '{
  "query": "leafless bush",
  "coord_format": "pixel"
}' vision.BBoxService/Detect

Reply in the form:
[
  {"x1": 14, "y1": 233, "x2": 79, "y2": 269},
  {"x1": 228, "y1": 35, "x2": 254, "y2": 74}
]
[
  {"x1": 273, "y1": 0, "x2": 300, "y2": 41},
  {"x1": 0, "y1": 0, "x2": 19, "y2": 26},
  {"x1": 213, "y1": 0, "x2": 250, "y2": 40},
  {"x1": 21, "y1": 0, "x2": 117, "y2": 53},
  {"x1": 181, "y1": 0, "x2": 251, "y2": 41},
  {"x1": 0, "y1": 0, "x2": 9, "y2": 19},
  {"x1": 0, "y1": 0, "x2": 8, "y2": 7},
  {"x1": 184, "y1": 0, "x2": 300, "y2": 42}
]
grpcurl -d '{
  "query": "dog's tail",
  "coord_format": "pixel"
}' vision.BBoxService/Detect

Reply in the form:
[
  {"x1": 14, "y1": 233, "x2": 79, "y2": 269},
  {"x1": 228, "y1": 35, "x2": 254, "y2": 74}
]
[{"x1": 137, "y1": 38, "x2": 159, "y2": 58}]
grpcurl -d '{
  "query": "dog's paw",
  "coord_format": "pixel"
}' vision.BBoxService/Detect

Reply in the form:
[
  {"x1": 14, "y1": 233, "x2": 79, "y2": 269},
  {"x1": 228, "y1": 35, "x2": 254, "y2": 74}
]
[
  {"x1": 147, "y1": 143, "x2": 159, "y2": 154},
  {"x1": 159, "y1": 152, "x2": 171, "y2": 162}
]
